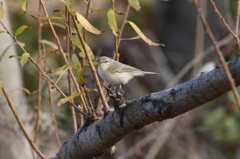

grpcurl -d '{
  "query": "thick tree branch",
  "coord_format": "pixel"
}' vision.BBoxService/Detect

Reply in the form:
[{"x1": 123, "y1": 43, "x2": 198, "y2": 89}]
[{"x1": 54, "y1": 56, "x2": 240, "y2": 159}]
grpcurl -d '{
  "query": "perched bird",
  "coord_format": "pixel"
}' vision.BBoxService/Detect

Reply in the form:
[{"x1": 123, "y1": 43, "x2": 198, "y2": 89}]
[{"x1": 98, "y1": 56, "x2": 159, "y2": 85}]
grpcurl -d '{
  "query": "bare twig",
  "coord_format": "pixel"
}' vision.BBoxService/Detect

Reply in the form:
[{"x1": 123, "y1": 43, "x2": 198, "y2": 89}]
[
  {"x1": 2, "y1": 85, "x2": 47, "y2": 159},
  {"x1": 33, "y1": 1, "x2": 43, "y2": 150},
  {"x1": 208, "y1": 0, "x2": 240, "y2": 47},
  {"x1": 64, "y1": 5, "x2": 78, "y2": 132},
  {"x1": 193, "y1": 0, "x2": 240, "y2": 109},
  {"x1": 83, "y1": 0, "x2": 92, "y2": 40},
  {"x1": 42, "y1": 43, "x2": 62, "y2": 148}
]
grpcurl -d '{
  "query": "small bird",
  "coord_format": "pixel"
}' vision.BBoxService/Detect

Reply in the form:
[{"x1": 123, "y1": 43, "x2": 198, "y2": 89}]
[{"x1": 98, "y1": 56, "x2": 159, "y2": 85}]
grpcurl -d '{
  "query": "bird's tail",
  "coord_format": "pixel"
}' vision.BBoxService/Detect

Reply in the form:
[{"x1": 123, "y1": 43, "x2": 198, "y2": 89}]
[{"x1": 133, "y1": 71, "x2": 159, "y2": 76}]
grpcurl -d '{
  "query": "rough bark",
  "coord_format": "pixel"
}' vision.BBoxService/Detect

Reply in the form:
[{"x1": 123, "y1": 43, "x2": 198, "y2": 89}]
[{"x1": 54, "y1": 56, "x2": 240, "y2": 159}]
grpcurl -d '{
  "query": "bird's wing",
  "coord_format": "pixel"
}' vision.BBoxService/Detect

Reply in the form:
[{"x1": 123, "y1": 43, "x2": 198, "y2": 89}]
[{"x1": 108, "y1": 61, "x2": 140, "y2": 74}]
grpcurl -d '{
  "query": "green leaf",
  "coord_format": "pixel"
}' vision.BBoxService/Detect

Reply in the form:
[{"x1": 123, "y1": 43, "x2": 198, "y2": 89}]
[
  {"x1": 61, "y1": 0, "x2": 76, "y2": 15},
  {"x1": 0, "y1": 30, "x2": 5, "y2": 33},
  {"x1": 72, "y1": 54, "x2": 84, "y2": 86},
  {"x1": 37, "y1": 17, "x2": 63, "y2": 20},
  {"x1": 92, "y1": 8, "x2": 124, "y2": 15},
  {"x1": 127, "y1": 21, "x2": 165, "y2": 46},
  {"x1": 20, "y1": 52, "x2": 30, "y2": 68},
  {"x1": 76, "y1": 12, "x2": 105, "y2": 35},
  {"x1": 0, "y1": 43, "x2": 15, "y2": 61},
  {"x1": 53, "y1": 9, "x2": 65, "y2": 16},
  {"x1": 0, "y1": 2, "x2": 4, "y2": 19},
  {"x1": 71, "y1": 35, "x2": 94, "y2": 59},
  {"x1": 58, "y1": 92, "x2": 83, "y2": 106},
  {"x1": 107, "y1": 10, "x2": 119, "y2": 36},
  {"x1": 47, "y1": 64, "x2": 71, "y2": 73},
  {"x1": 15, "y1": 25, "x2": 31, "y2": 37},
  {"x1": 128, "y1": 0, "x2": 141, "y2": 12},
  {"x1": 22, "y1": 0, "x2": 29, "y2": 15}
]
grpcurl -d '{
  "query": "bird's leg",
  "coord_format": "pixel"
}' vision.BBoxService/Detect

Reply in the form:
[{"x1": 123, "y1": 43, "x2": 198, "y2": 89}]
[
  {"x1": 104, "y1": 84, "x2": 126, "y2": 127},
  {"x1": 104, "y1": 85, "x2": 116, "y2": 98}
]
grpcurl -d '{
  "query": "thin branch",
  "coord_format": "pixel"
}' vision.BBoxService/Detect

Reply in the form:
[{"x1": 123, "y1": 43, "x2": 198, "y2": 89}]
[
  {"x1": 193, "y1": 0, "x2": 240, "y2": 109},
  {"x1": 33, "y1": 1, "x2": 43, "y2": 148},
  {"x1": 208, "y1": 0, "x2": 239, "y2": 46},
  {"x1": 235, "y1": 0, "x2": 240, "y2": 41},
  {"x1": 2, "y1": 85, "x2": 47, "y2": 159},
  {"x1": 42, "y1": 43, "x2": 62, "y2": 148}
]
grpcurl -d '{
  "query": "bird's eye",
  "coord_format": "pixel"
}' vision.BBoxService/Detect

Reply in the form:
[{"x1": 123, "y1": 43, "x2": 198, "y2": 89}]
[{"x1": 103, "y1": 60, "x2": 108, "y2": 63}]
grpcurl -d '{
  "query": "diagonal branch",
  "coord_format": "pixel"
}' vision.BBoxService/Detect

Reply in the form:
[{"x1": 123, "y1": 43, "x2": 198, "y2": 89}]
[{"x1": 53, "y1": 56, "x2": 240, "y2": 159}]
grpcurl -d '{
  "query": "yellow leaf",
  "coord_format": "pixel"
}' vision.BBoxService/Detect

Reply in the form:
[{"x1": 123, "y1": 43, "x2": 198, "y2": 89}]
[
  {"x1": 20, "y1": 52, "x2": 30, "y2": 68},
  {"x1": 15, "y1": 25, "x2": 31, "y2": 37},
  {"x1": 127, "y1": 21, "x2": 165, "y2": 46},
  {"x1": 58, "y1": 92, "x2": 83, "y2": 106},
  {"x1": 107, "y1": 10, "x2": 119, "y2": 36},
  {"x1": 22, "y1": 0, "x2": 29, "y2": 15},
  {"x1": 17, "y1": 41, "x2": 25, "y2": 48},
  {"x1": 37, "y1": 17, "x2": 63, "y2": 20},
  {"x1": 120, "y1": 35, "x2": 140, "y2": 41},
  {"x1": 0, "y1": 77, "x2": 2, "y2": 98},
  {"x1": 9, "y1": 55, "x2": 21, "y2": 58},
  {"x1": 72, "y1": 54, "x2": 84, "y2": 86},
  {"x1": 0, "y1": 30, "x2": 5, "y2": 33},
  {"x1": 128, "y1": 0, "x2": 141, "y2": 12},
  {"x1": 76, "y1": 12, "x2": 104, "y2": 35},
  {"x1": 0, "y1": 2, "x2": 4, "y2": 19}
]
